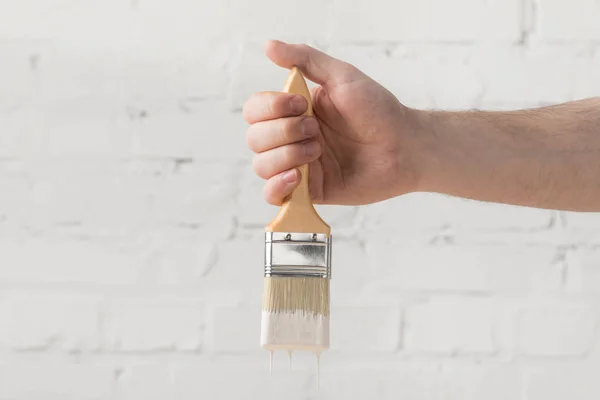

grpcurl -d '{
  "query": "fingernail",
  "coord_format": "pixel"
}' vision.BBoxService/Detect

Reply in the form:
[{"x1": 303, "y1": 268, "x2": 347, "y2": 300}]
[
  {"x1": 303, "y1": 140, "x2": 320, "y2": 158},
  {"x1": 282, "y1": 170, "x2": 297, "y2": 184},
  {"x1": 302, "y1": 117, "x2": 319, "y2": 138},
  {"x1": 290, "y1": 96, "x2": 307, "y2": 113}
]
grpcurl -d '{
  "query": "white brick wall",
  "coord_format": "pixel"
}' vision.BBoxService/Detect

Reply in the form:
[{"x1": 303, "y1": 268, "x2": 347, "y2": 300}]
[{"x1": 0, "y1": 0, "x2": 599, "y2": 399}]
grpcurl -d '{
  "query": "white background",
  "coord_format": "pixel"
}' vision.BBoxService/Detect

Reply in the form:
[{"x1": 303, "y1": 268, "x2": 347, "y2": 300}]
[{"x1": 1, "y1": 0, "x2": 600, "y2": 399}]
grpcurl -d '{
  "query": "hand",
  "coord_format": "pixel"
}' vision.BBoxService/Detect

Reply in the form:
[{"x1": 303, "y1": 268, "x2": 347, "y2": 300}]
[{"x1": 243, "y1": 40, "x2": 428, "y2": 206}]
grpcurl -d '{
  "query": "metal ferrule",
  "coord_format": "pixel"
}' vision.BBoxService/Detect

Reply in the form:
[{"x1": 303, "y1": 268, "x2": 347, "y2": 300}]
[{"x1": 265, "y1": 232, "x2": 332, "y2": 278}]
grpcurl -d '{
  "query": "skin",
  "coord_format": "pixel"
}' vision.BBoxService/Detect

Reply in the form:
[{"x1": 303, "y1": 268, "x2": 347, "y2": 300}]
[{"x1": 244, "y1": 40, "x2": 600, "y2": 212}]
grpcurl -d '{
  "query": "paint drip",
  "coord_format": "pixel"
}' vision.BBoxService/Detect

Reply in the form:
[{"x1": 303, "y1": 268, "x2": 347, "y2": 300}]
[{"x1": 316, "y1": 353, "x2": 320, "y2": 389}]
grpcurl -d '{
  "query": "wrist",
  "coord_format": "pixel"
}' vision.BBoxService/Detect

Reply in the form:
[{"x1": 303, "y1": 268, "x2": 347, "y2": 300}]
[
  {"x1": 409, "y1": 108, "x2": 478, "y2": 196},
  {"x1": 400, "y1": 108, "x2": 448, "y2": 194}
]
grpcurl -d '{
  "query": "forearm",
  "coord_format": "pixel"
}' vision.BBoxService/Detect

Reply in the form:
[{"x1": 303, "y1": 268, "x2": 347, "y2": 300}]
[{"x1": 416, "y1": 98, "x2": 600, "y2": 211}]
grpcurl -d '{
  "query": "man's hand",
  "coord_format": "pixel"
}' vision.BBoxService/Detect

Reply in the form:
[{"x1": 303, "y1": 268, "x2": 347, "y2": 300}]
[
  {"x1": 244, "y1": 40, "x2": 600, "y2": 212},
  {"x1": 243, "y1": 40, "x2": 428, "y2": 206}
]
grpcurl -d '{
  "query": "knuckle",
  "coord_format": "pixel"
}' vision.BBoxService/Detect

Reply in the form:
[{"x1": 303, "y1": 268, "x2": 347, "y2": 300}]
[
  {"x1": 242, "y1": 93, "x2": 260, "y2": 121},
  {"x1": 266, "y1": 96, "x2": 275, "y2": 116},
  {"x1": 245, "y1": 126, "x2": 256, "y2": 151},
  {"x1": 252, "y1": 155, "x2": 266, "y2": 178},
  {"x1": 242, "y1": 99, "x2": 252, "y2": 122},
  {"x1": 342, "y1": 63, "x2": 361, "y2": 79},
  {"x1": 297, "y1": 43, "x2": 311, "y2": 52},
  {"x1": 273, "y1": 94, "x2": 290, "y2": 116},
  {"x1": 284, "y1": 143, "x2": 301, "y2": 161},
  {"x1": 281, "y1": 118, "x2": 296, "y2": 141}
]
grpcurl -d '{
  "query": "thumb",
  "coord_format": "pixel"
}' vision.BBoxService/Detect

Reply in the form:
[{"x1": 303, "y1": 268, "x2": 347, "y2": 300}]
[{"x1": 264, "y1": 40, "x2": 354, "y2": 86}]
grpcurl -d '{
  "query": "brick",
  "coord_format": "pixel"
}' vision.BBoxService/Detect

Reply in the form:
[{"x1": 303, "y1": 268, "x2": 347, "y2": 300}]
[
  {"x1": 563, "y1": 211, "x2": 600, "y2": 230},
  {"x1": 516, "y1": 304, "x2": 598, "y2": 356},
  {"x1": 102, "y1": 298, "x2": 203, "y2": 351},
  {"x1": 404, "y1": 297, "x2": 496, "y2": 355},
  {"x1": 449, "y1": 198, "x2": 553, "y2": 231},
  {"x1": 223, "y1": 0, "x2": 331, "y2": 42},
  {"x1": 42, "y1": 108, "x2": 133, "y2": 158},
  {"x1": 139, "y1": 0, "x2": 331, "y2": 45},
  {"x1": 330, "y1": 306, "x2": 401, "y2": 353},
  {"x1": 115, "y1": 42, "x2": 229, "y2": 107},
  {"x1": 0, "y1": 359, "x2": 115, "y2": 400},
  {"x1": 330, "y1": 0, "x2": 522, "y2": 43},
  {"x1": 473, "y1": 47, "x2": 575, "y2": 106},
  {"x1": 118, "y1": 361, "x2": 308, "y2": 400},
  {"x1": 366, "y1": 243, "x2": 561, "y2": 294},
  {"x1": 18, "y1": 359, "x2": 458, "y2": 400},
  {"x1": 0, "y1": 109, "x2": 41, "y2": 158},
  {"x1": 0, "y1": 40, "x2": 40, "y2": 109},
  {"x1": 3, "y1": 30, "x2": 228, "y2": 108},
  {"x1": 361, "y1": 193, "x2": 552, "y2": 238},
  {"x1": 131, "y1": 102, "x2": 249, "y2": 161},
  {"x1": 316, "y1": 367, "x2": 448, "y2": 400},
  {"x1": 31, "y1": 44, "x2": 125, "y2": 105},
  {"x1": 151, "y1": 162, "x2": 237, "y2": 237},
  {"x1": 2, "y1": 8, "x2": 221, "y2": 101},
  {"x1": 537, "y1": 0, "x2": 600, "y2": 41},
  {"x1": 137, "y1": 234, "x2": 216, "y2": 286},
  {"x1": 202, "y1": 239, "x2": 264, "y2": 300},
  {"x1": 206, "y1": 305, "x2": 262, "y2": 353},
  {"x1": 560, "y1": 211, "x2": 600, "y2": 245},
  {"x1": 329, "y1": 240, "x2": 369, "y2": 297},
  {"x1": 573, "y1": 51, "x2": 600, "y2": 99},
  {"x1": 0, "y1": 238, "x2": 144, "y2": 284},
  {"x1": 0, "y1": 166, "x2": 29, "y2": 220},
  {"x1": 328, "y1": 45, "x2": 479, "y2": 110},
  {"x1": 0, "y1": 293, "x2": 99, "y2": 351},
  {"x1": 566, "y1": 248, "x2": 600, "y2": 293},
  {"x1": 526, "y1": 363, "x2": 600, "y2": 400},
  {"x1": 1, "y1": 104, "x2": 132, "y2": 158},
  {"x1": 443, "y1": 365, "x2": 522, "y2": 400},
  {"x1": 0, "y1": 1, "x2": 132, "y2": 42},
  {"x1": 175, "y1": 364, "x2": 308, "y2": 400},
  {"x1": 115, "y1": 364, "x2": 175, "y2": 400},
  {"x1": 127, "y1": 0, "x2": 232, "y2": 44},
  {"x1": 22, "y1": 159, "x2": 158, "y2": 235}
]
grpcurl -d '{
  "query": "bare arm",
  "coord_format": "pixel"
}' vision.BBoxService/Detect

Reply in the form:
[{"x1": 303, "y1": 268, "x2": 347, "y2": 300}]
[
  {"x1": 416, "y1": 98, "x2": 600, "y2": 211},
  {"x1": 244, "y1": 41, "x2": 600, "y2": 212}
]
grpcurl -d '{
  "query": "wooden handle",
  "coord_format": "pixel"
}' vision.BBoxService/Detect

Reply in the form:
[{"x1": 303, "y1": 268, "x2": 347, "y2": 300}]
[
  {"x1": 282, "y1": 67, "x2": 312, "y2": 208},
  {"x1": 264, "y1": 67, "x2": 330, "y2": 235}
]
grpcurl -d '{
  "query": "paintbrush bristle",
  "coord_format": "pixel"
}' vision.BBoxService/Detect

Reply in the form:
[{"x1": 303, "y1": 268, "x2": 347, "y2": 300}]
[
  {"x1": 262, "y1": 276, "x2": 329, "y2": 316},
  {"x1": 261, "y1": 276, "x2": 330, "y2": 352}
]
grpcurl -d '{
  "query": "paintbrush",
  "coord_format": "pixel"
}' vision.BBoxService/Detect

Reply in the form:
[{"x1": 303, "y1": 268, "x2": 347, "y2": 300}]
[{"x1": 260, "y1": 67, "x2": 332, "y2": 375}]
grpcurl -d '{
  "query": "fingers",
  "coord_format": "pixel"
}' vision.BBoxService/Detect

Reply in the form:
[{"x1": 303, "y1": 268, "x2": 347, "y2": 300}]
[
  {"x1": 243, "y1": 91, "x2": 307, "y2": 124},
  {"x1": 252, "y1": 140, "x2": 321, "y2": 180},
  {"x1": 246, "y1": 116, "x2": 320, "y2": 153},
  {"x1": 264, "y1": 40, "x2": 355, "y2": 86},
  {"x1": 263, "y1": 169, "x2": 300, "y2": 205}
]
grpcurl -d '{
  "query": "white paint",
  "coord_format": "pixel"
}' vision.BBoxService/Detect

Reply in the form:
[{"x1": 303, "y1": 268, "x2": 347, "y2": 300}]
[
  {"x1": 261, "y1": 311, "x2": 328, "y2": 383},
  {"x1": 260, "y1": 311, "x2": 329, "y2": 352},
  {"x1": 316, "y1": 353, "x2": 320, "y2": 389}
]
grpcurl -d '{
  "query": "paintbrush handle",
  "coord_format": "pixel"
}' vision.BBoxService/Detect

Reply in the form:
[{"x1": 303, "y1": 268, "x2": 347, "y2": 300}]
[
  {"x1": 264, "y1": 67, "x2": 330, "y2": 234},
  {"x1": 282, "y1": 67, "x2": 313, "y2": 208}
]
